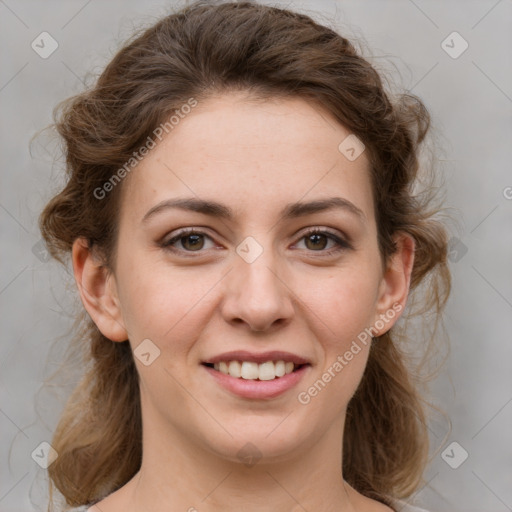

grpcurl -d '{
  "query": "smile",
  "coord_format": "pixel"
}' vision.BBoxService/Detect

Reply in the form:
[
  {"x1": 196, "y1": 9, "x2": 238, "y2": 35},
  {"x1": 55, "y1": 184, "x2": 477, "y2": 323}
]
[
  {"x1": 201, "y1": 350, "x2": 312, "y2": 399},
  {"x1": 204, "y1": 360, "x2": 301, "y2": 381}
]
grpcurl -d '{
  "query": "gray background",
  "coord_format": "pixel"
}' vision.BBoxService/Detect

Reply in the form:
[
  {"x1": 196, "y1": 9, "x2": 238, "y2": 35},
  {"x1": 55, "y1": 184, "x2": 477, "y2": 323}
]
[{"x1": 1, "y1": 1, "x2": 511, "y2": 511}]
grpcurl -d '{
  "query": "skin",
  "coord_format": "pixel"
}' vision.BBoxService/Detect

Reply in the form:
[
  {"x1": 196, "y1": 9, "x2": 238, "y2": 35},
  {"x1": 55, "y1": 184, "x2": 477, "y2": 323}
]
[{"x1": 72, "y1": 92, "x2": 414, "y2": 512}]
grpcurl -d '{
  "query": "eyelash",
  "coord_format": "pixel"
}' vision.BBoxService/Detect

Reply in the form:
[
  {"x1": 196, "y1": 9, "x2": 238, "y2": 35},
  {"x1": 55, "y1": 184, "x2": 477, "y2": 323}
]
[{"x1": 161, "y1": 227, "x2": 352, "y2": 257}]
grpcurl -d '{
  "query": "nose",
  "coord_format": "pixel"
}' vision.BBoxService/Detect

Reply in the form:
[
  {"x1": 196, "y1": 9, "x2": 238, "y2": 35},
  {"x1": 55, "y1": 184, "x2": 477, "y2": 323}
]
[{"x1": 220, "y1": 244, "x2": 295, "y2": 332}]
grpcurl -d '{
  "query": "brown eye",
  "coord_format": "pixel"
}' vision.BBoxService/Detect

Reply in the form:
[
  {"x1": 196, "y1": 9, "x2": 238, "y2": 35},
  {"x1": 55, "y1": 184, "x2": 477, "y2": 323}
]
[
  {"x1": 162, "y1": 229, "x2": 215, "y2": 253},
  {"x1": 294, "y1": 228, "x2": 352, "y2": 255},
  {"x1": 180, "y1": 233, "x2": 205, "y2": 251},
  {"x1": 304, "y1": 232, "x2": 329, "y2": 251}
]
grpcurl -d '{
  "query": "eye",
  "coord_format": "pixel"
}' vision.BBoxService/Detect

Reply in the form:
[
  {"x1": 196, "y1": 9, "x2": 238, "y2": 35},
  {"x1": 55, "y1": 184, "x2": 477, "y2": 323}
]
[
  {"x1": 294, "y1": 228, "x2": 352, "y2": 255},
  {"x1": 161, "y1": 226, "x2": 352, "y2": 257},
  {"x1": 161, "y1": 228, "x2": 217, "y2": 253}
]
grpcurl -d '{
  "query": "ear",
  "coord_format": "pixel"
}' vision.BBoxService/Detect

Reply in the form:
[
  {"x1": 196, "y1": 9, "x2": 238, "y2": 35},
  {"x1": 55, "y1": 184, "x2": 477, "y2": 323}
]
[
  {"x1": 71, "y1": 238, "x2": 128, "y2": 342},
  {"x1": 372, "y1": 232, "x2": 415, "y2": 336}
]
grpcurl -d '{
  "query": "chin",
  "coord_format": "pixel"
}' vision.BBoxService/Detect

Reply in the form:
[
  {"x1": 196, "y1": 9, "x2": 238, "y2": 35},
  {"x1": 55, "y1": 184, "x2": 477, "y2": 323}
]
[{"x1": 195, "y1": 414, "x2": 317, "y2": 465}]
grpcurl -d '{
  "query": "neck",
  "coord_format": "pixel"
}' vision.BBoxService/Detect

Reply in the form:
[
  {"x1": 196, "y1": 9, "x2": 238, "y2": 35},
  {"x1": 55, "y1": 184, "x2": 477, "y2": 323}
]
[{"x1": 118, "y1": 409, "x2": 359, "y2": 512}]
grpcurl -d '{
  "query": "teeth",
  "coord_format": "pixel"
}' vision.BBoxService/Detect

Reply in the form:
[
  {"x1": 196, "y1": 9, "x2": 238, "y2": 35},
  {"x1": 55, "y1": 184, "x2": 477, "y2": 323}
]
[
  {"x1": 274, "y1": 360, "x2": 285, "y2": 377},
  {"x1": 241, "y1": 361, "x2": 259, "y2": 379},
  {"x1": 228, "y1": 360, "x2": 241, "y2": 378},
  {"x1": 258, "y1": 361, "x2": 275, "y2": 381},
  {"x1": 210, "y1": 360, "x2": 299, "y2": 380}
]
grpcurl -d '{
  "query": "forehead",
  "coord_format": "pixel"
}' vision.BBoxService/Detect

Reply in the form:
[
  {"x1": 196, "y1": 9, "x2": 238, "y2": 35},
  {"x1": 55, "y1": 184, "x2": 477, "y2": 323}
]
[{"x1": 120, "y1": 92, "x2": 374, "y2": 226}]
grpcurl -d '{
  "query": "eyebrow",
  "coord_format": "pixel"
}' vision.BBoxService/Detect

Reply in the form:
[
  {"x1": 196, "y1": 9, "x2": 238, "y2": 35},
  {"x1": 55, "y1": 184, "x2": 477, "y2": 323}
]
[{"x1": 141, "y1": 196, "x2": 366, "y2": 224}]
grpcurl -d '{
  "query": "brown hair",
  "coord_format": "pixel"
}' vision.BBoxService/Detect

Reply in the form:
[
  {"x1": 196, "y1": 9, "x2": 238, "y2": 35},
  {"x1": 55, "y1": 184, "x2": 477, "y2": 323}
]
[{"x1": 38, "y1": 1, "x2": 451, "y2": 510}]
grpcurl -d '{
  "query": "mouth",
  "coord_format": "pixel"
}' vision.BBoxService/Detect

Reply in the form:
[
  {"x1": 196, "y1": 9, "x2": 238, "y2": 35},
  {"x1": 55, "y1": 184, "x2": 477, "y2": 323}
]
[
  {"x1": 201, "y1": 350, "x2": 312, "y2": 399},
  {"x1": 201, "y1": 360, "x2": 309, "y2": 381}
]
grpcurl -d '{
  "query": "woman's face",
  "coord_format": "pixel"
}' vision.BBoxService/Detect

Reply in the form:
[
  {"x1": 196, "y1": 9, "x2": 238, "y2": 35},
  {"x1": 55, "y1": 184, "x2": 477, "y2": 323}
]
[{"x1": 79, "y1": 92, "x2": 412, "y2": 465}]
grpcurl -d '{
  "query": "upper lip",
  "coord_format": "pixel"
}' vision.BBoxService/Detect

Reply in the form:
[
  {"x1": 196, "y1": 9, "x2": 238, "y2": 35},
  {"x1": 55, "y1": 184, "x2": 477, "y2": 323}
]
[{"x1": 202, "y1": 350, "x2": 311, "y2": 365}]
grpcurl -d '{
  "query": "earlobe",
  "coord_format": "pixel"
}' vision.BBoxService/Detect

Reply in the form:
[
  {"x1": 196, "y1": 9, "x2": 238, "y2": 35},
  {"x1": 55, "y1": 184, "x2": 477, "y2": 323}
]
[
  {"x1": 71, "y1": 238, "x2": 128, "y2": 342},
  {"x1": 373, "y1": 233, "x2": 415, "y2": 335}
]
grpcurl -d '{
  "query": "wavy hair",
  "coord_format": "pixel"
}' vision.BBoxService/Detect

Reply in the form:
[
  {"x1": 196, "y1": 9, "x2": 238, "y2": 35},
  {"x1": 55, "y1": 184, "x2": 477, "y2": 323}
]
[{"x1": 37, "y1": 1, "x2": 451, "y2": 510}]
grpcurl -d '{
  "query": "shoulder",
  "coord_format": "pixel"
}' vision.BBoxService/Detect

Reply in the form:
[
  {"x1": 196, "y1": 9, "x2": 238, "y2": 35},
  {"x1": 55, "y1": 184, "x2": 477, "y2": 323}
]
[
  {"x1": 391, "y1": 499, "x2": 431, "y2": 512},
  {"x1": 67, "y1": 506, "x2": 100, "y2": 512}
]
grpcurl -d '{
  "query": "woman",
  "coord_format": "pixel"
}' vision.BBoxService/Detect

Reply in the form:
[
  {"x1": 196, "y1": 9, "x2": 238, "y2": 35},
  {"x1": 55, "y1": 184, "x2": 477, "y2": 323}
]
[{"x1": 39, "y1": 2, "x2": 450, "y2": 511}]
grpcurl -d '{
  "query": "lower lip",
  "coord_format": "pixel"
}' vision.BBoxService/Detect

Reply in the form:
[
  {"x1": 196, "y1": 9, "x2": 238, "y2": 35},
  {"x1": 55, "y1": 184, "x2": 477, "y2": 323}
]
[{"x1": 202, "y1": 364, "x2": 310, "y2": 400}]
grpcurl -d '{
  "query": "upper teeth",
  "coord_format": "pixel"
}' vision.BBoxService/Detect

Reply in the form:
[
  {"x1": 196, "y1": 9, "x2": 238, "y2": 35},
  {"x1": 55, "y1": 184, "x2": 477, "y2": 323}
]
[{"x1": 213, "y1": 360, "x2": 296, "y2": 380}]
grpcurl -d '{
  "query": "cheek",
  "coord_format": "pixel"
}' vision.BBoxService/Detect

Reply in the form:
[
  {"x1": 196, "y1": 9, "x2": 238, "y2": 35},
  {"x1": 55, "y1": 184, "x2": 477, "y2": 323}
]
[
  {"x1": 296, "y1": 273, "x2": 375, "y2": 417},
  {"x1": 295, "y1": 260, "x2": 380, "y2": 397},
  {"x1": 300, "y1": 262, "x2": 381, "y2": 343},
  {"x1": 314, "y1": 278, "x2": 375, "y2": 376},
  {"x1": 115, "y1": 255, "x2": 217, "y2": 355}
]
